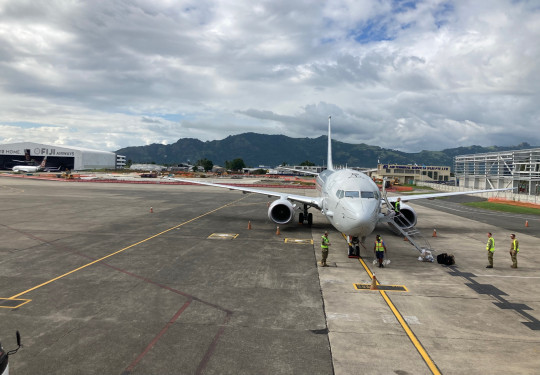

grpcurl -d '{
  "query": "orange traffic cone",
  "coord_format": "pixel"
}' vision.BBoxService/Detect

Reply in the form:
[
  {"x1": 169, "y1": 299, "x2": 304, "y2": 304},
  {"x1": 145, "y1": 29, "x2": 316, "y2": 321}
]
[
  {"x1": 248, "y1": 221, "x2": 252, "y2": 230},
  {"x1": 370, "y1": 274, "x2": 378, "y2": 290},
  {"x1": 150, "y1": 207, "x2": 153, "y2": 213},
  {"x1": 432, "y1": 229, "x2": 437, "y2": 237},
  {"x1": 276, "y1": 226, "x2": 280, "y2": 235},
  {"x1": 525, "y1": 220, "x2": 529, "y2": 227},
  {"x1": 404, "y1": 236, "x2": 408, "y2": 241}
]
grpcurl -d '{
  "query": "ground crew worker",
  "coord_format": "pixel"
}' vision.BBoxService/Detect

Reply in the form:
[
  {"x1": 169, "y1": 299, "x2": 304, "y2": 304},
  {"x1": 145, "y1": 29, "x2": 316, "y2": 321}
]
[
  {"x1": 509, "y1": 233, "x2": 519, "y2": 268},
  {"x1": 374, "y1": 235, "x2": 387, "y2": 268},
  {"x1": 321, "y1": 231, "x2": 331, "y2": 267},
  {"x1": 486, "y1": 232, "x2": 495, "y2": 268},
  {"x1": 394, "y1": 197, "x2": 401, "y2": 215}
]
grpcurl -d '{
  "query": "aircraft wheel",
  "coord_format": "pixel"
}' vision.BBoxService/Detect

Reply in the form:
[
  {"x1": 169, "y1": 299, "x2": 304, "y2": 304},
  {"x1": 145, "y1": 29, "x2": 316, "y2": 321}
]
[
  {"x1": 307, "y1": 213, "x2": 313, "y2": 226},
  {"x1": 299, "y1": 212, "x2": 304, "y2": 224}
]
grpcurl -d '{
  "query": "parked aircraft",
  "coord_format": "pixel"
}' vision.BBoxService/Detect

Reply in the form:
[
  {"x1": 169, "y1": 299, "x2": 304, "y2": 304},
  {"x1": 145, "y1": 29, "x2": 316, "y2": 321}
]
[
  {"x1": 43, "y1": 165, "x2": 62, "y2": 172},
  {"x1": 12, "y1": 157, "x2": 47, "y2": 173},
  {"x1": 165, "y1": 117, "x2": 512, "y2": 243}
]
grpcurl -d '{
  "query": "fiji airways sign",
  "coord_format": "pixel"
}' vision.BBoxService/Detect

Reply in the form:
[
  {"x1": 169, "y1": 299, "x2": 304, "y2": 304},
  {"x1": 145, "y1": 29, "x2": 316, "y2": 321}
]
[{"x1": 0, "y1": 145, "x2": 75, "y2": 157}]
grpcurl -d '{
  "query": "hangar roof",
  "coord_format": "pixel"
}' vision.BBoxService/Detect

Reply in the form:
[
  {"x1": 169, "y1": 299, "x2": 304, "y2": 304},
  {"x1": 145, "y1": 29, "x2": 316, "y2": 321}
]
[{"x1": 0, "y1": 142, "x2": 115, "y2": 155}]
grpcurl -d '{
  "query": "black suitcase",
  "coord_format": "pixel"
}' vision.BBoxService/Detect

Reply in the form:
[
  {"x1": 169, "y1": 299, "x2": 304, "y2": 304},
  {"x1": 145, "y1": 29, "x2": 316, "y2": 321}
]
[{"x1": 437, "y1": 253, "x2": 447, "y2": 264}]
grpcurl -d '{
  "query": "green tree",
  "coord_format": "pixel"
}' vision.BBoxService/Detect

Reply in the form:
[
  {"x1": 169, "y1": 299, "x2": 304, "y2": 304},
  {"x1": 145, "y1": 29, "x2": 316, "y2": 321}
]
[
  {"x1": 196, "y1": 158, "x2": 214, "y2": 172},
  {"x1": 299, "y1": 160, "x2": 315, "y2": 166},
  {"x1": 226, "y1": 158, "x2": 246, "y2": 171}
]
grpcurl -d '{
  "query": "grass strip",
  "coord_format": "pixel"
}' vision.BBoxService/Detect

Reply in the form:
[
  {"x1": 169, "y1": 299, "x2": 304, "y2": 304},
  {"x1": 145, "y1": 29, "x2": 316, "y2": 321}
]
[{"x1": 463, "y1": 201, "x2": 540, "y2": 215}]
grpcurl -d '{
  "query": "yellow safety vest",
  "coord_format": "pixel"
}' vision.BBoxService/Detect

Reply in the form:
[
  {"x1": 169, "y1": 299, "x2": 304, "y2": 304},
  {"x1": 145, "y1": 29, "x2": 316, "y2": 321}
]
[
  {"x1": 395, "y1": 201, "x2": 400, "y2": 212},
  {"x1": 375, "y1": 239, "x2": 385, "y2": 252},
  {"x1": 486, "y1": 237, "x2": 495, "y2": 252},
  {"x1": 512, "y1": 239, "x2": 520, "y2": 252},
  {"x1": 321, "y1": 235, "x2": 329, "y2": 249}
]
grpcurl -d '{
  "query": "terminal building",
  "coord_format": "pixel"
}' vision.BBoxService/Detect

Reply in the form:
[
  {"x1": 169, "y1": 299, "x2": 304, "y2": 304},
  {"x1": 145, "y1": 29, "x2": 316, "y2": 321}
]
[
  {"x1": 0, "y1": 142, "x2": 118, "y2": 171},
  {"x1": 373, "y1": 164, "x2": 451, "y2": 185},
  {"x1": 455, "y1": 148, "x2": 540, "y2": 196}
]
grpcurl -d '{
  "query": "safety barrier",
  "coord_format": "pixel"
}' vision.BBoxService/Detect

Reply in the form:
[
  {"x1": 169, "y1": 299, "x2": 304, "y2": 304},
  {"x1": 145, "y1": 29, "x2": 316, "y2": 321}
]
[{"x1": 0, "y1": 174, "x2": 315, "y2": 188}]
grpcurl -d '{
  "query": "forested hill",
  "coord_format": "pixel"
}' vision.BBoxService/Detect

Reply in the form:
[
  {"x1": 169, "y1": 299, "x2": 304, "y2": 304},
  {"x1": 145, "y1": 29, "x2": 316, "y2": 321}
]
[{"x1": 115, "y1": 133, "x2": 535, "y2": 168}]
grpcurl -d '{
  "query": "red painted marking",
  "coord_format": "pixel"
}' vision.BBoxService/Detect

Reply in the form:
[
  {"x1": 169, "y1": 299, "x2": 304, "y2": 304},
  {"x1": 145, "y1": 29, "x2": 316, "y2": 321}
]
[{"x1": 124, "y1": 300, "x2": 192, "y2": 373}]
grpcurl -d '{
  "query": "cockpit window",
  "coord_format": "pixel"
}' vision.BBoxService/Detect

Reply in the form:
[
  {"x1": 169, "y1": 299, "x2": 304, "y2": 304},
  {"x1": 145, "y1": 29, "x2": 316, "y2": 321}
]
[
  {"x1": 361, "y1": 191, "x2": 376, "y2": 199},
  {"x1": 344, "y1": 191, "x2": 360, "y2": 198},
  {"x1": 336, "y1": 190, "x2": 344, "y2": 199}
]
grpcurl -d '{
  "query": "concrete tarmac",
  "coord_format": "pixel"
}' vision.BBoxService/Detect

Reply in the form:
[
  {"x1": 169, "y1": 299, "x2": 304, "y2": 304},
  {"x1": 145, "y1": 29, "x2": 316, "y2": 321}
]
[{"x1": 1, "y1": 177, "x2": 539, "y2": 374}]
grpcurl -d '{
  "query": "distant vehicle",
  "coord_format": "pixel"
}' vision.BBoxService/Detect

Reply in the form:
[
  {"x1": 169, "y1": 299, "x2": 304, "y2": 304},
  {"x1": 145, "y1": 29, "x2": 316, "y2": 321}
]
[
  {"x1": 0, "y1": 331, "x2": 22, "y2": 375},
  {"x1": 140, "y1": 171, "x2": 158, "y2": 178},
  {"x1": 12, "y1": 157, "x2": 47, "y2": 173}
]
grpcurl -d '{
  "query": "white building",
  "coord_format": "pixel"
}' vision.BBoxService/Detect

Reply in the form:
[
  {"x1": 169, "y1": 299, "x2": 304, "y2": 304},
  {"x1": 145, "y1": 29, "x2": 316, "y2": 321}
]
[
  {"x1": 0, "y1": 142, "x2": 117, "y2": 170},
  {"x1": 455, "y1": 148, "x2": 540, "y2": 195}
]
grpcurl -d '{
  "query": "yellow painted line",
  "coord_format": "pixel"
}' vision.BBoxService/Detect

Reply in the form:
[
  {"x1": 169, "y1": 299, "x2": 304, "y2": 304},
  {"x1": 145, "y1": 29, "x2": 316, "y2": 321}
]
[
  {"x1": 208, "y1": 233, "x2": 239, "y2": 239},
  {"x1": 9, "y1": 196, "x2": 248, "y2": 300},
  {"x1": 353, "y1": 284, "x2": 408, "y2": 292},
  {"x1": 357, "y1": 256, "x2": 441, "y2": 375},
  {"x1": 0, "y1": 298, "x2": 32, "y2": 309},
  {"x1": 284, "y1": 238, "x2": 313, "y2": 244}
]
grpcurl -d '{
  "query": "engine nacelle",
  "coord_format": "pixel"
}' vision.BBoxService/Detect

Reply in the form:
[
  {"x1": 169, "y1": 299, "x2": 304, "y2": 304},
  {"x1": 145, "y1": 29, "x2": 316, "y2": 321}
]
[
  {"x1": 393, "y1": 203, "x2": 417, "y2": 229},
  {"x1": 268, "y1": 199, "x2": 295, "y2": 225}
]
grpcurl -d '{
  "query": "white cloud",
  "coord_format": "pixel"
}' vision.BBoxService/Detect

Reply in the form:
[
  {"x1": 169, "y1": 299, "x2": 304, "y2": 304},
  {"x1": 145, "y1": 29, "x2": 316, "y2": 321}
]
[{"x1": 0, "y1": 0, "x2": 538, "y2": 153}]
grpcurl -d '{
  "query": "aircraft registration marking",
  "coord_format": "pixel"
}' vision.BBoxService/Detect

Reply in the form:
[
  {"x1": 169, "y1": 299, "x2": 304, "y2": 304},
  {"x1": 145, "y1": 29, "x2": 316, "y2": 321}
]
[
  {"x1": 284, "y1": 238, "x2": 314, "y2": 244},
  {"x1": 0, "y1": 298, "x2": 32, "y2": 309},
  {"x1": 208, "y1": 233, "x2": 239, "y2": 240},
  {"x1": 353, "y1": 284, "x2": 408, "y2": 292}
]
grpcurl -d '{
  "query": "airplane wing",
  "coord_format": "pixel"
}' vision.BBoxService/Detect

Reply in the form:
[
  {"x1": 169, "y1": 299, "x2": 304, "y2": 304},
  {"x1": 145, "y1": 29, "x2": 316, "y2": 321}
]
[
  {"x1": 163, "y1": 177, "x2": 323, "y2": 209},
  {"x1": 278, "y1": 167, "x2": 319, "y2": 176},
  {"x1": 387, "y1": 187, "x2": 514, "y2": 203}
]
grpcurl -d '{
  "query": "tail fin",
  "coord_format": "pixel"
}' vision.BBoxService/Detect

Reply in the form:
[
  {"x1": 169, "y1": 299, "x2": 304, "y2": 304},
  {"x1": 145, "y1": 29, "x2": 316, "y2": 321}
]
[
  {"x1": 327, "y1": 116, "x2": 334, "y2": 171},
  {"x1": 39, "y1": 156, "x2": 47, "y2": 169}
]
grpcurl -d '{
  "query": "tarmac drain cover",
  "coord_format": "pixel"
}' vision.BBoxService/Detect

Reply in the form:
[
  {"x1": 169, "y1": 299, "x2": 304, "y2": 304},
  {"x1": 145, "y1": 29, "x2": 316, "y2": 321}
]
[
  {"x1": 284, "y1": 238, "x2": 313, "y2": 244},
  {"x1": 208, "y1": 233, "x2": 239, "y2": 240},
  {"x1": 0, "y1": 298, "x2": 31, "y2": 309},
  {"x1": 353, "y1": 284, "x2": 408, "y2": 292}
]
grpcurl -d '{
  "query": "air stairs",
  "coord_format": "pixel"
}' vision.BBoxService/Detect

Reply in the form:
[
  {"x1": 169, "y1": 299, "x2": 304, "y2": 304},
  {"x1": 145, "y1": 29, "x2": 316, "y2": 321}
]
[{"x1": 380, "y1": 186, "x2": 434, "y2": 255}]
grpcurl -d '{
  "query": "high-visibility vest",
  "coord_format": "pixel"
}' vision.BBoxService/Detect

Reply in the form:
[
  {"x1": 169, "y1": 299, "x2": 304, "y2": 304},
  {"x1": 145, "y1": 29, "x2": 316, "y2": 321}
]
[
  {"x1": 486, "y1": 237, "x2": 495, "y2": 252},
  {"x1": 395, "y1": 201, "x2": 401, "y2": 212},
  {"x1": 321, "y1": 235, "x2": 329, "y2": 249},
  {"x1": 375, "y1": 239, "x2": 385, "y2": 252},
  {"x1": 512, "y1": 239, "x2": 520, "y2": 252}
]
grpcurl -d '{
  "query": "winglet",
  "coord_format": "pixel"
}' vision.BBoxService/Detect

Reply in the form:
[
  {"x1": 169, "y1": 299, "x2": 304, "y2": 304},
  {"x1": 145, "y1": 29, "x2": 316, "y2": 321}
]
[{"x1": 327, "y1": 116, "x2": 334, "y2": 171}]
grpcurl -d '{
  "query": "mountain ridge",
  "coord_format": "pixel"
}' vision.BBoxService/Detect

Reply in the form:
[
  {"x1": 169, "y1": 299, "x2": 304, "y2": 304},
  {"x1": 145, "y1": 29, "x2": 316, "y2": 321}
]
[{"x1": 116, "y1": 133, "x2": 535, "y2": 168}]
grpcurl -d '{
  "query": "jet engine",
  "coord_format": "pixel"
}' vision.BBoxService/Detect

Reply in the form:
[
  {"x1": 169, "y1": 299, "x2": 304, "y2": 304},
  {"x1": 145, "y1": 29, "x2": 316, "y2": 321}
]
[
  {"x1": 392, "y1": 202, "x2": 417, "y2": 229},
  {"x1": 268, "y1": 199, "x2": 295, "y2": 225}
]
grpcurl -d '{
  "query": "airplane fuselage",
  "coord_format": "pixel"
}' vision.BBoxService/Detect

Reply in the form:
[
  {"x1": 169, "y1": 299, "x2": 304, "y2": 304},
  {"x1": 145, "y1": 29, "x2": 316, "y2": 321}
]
[
  {"x1": 316, "y1": 168, "x2": 381, "y2": 238},
  {"x1": 12, "y1": 165, "x2": 40, "y2": 173}
]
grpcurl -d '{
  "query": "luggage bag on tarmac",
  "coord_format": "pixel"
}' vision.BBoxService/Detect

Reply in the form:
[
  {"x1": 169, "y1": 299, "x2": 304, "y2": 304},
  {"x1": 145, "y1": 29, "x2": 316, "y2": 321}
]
[
  {"x1": 437, "y1": 253, "x2": 447, "y2": 264},
  {"x1": 437, "y1": 253, "x2": 455, "y2": 265}
]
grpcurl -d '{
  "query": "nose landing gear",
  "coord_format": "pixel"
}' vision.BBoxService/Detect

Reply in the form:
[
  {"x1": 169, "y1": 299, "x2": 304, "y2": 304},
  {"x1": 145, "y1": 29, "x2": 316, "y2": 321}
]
[{"x1": 298, "y1": 204, "x2": 313, "y2": 226}]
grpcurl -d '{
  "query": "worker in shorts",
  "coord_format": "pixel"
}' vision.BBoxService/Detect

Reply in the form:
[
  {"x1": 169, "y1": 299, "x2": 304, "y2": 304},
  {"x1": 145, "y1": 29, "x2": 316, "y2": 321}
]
[{"x1": 374, "y1": 235, "x2": 387, "y2": 268}]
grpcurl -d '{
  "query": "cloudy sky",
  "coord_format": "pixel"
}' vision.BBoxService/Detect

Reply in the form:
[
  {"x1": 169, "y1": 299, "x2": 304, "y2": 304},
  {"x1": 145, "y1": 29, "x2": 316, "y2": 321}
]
[{"x1": 0, "y1": 0, "x2": 539, "y2": 152}]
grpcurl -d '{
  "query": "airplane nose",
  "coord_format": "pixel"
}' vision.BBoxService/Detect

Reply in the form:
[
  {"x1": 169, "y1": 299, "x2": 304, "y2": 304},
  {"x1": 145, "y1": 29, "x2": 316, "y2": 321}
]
[{"x1": 341, "y1": 202, "x2": 378, "y2": 235}]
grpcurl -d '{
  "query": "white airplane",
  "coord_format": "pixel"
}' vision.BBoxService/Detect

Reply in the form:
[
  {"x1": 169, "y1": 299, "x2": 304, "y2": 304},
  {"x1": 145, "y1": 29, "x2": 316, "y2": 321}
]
[
  {"x1": 12, "y1": 157, "x2": 47, "y2": 173},
  {"x1": 164, "y1": 117, "x2": 512, "y2": 243}
]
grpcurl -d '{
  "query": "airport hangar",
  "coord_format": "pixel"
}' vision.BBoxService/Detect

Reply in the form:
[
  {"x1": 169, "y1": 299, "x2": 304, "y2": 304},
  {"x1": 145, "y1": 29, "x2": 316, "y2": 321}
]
[{"x1": 0, "y1": 142, "x2": 122, "y2": 170}]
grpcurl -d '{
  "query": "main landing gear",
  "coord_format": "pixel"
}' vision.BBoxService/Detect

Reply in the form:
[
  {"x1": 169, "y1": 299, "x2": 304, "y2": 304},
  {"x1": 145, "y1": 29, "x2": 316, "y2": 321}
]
[{"x1": 298, "y1": 204, "x2": 313, "y2": 226}]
